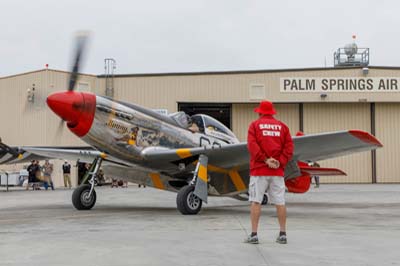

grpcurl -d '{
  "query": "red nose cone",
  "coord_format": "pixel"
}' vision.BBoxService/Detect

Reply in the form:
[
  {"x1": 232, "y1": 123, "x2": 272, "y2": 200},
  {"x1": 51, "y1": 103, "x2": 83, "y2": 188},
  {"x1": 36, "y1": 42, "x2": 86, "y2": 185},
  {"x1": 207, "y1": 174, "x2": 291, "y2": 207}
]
[
  {"x1": 47, "y1": 91, "x2": 83, "y2": 124},
  {"x1": 47, "y1": 91, "x2": 96, "y2": 137}
]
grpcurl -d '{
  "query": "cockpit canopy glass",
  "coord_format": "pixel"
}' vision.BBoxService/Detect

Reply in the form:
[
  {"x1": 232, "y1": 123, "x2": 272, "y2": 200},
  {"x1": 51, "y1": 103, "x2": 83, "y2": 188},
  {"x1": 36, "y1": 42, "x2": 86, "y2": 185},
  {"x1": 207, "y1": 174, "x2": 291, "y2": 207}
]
[{"x1": 190, "y1": 114, "x2": 236, "y2": 138}]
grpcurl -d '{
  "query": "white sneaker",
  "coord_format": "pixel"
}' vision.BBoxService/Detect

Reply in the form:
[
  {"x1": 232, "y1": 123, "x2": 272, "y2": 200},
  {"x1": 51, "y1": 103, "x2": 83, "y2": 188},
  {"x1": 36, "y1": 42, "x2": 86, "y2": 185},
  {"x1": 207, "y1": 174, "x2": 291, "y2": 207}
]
[{"x1": 244, "y1": 234, "x2": 259, "y2": 244}]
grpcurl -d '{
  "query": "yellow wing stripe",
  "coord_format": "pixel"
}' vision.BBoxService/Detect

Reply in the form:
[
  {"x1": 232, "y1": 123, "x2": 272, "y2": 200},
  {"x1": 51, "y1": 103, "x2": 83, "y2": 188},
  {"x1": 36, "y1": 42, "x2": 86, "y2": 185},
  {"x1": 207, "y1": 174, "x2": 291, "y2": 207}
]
[
  {"x1": 207, "y1": 164, "x2": 229, "y2": 174},
  {"x1": 228, "y1": 170, "x2": 246, "y2": 191},
  {"x1": 149, "y1": 173, "x2": 165, "y2": 190},
  {"x1": 191, "y1": 161, "x2": 228, "y2": 174},
  {"x1": 176, "y1": 149, "x2": 192, "y2": 159},
  {"x1": 198, "y1": 165, "x2": 208, "y2": 182}
]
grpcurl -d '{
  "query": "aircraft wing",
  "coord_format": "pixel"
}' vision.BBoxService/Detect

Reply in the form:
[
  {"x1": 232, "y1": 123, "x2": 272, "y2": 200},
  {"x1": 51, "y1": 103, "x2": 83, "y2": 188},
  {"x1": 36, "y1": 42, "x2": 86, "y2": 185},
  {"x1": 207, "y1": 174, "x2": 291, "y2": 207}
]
[
  {"x1": 0, "y1": 141, "x2": 100, "y2": 165},
  {"x1": 141, "y1": 130, "x2": 382, "y2": 170},
  {"x1": 141, "y1": 144, "x2": 250, "y2": 170},
  {"x1": 293, "y1": 130, "x2": 382, "y2": 161},
  {"x1": 1, "y1": 129, "x2": 382, "y2": 171}
]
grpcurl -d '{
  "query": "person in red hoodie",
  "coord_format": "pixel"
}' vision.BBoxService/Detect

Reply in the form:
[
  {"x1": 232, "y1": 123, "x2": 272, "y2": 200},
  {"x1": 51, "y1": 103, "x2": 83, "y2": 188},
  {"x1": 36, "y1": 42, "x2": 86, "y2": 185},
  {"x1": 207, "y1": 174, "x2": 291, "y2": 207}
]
[{"x1": 244, "y1": 101, "x2": 294, "y2": 244}]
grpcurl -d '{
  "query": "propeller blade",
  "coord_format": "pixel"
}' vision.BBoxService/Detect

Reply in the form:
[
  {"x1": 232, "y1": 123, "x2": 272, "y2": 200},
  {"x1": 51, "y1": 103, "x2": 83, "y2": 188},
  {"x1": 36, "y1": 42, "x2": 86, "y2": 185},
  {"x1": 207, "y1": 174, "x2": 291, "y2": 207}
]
[
  {"x1": 68, "y1": 32, "x2": 90, "y2": 91},
  {"x1": 56, "y1": 119, "x2": 65, "y2": 136}
]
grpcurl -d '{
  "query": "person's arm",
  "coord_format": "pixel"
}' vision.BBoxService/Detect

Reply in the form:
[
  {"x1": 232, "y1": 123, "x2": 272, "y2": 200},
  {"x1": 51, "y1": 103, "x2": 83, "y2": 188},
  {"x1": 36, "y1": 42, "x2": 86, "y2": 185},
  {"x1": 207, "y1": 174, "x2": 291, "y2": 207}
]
[
  {"x1": 278, "y1": 126, "x2": 294, "y2": 168},
  {"x1": 247, "y1": 122, "x2": 267, "y2": 162}
]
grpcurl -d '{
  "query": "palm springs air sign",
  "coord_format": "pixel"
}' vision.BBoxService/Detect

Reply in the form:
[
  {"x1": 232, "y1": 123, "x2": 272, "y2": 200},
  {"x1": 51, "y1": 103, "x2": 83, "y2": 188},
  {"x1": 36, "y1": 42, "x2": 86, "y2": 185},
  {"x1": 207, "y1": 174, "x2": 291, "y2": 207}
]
[{"x1": 280, "y1": 78, "x2": 400, "y2": 92}]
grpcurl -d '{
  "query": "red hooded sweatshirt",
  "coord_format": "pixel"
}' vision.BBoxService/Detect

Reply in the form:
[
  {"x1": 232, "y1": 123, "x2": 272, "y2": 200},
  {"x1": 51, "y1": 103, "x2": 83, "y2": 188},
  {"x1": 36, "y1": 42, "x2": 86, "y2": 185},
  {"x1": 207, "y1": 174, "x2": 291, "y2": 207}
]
[{"x1": 247, "y1": 115, "x2": 294, "y2": 177}]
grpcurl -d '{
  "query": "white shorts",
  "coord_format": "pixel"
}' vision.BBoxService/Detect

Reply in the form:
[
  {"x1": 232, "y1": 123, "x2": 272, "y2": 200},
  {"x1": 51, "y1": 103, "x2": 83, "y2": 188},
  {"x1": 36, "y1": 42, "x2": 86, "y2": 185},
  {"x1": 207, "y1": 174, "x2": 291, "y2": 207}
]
[{"x1": 248, "y1": 176, "x2": 285, "y2": 205}]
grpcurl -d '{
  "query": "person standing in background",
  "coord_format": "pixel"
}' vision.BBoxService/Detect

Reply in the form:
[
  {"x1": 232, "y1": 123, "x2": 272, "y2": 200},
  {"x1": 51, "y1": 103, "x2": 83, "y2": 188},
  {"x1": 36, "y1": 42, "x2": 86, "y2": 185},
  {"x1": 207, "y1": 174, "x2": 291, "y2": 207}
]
[
  {"x1": 26, "y1": 160, "x2": 36, "y2": 190},
  {"x1": 311, "y1": 161, "x2": 321, "y2": 188},
  {"x1": 62, "y1": 161, "x2": 72, "y2": 189},
  {"x1": 43, "y1": 160, "x2": 54, "y2": 190}
]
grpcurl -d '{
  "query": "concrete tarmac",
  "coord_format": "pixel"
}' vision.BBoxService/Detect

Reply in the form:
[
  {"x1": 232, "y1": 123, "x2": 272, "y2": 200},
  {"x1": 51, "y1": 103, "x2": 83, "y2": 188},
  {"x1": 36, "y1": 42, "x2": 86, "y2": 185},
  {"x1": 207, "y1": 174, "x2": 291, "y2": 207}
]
[{"x1": 0, "y1": 184, "x2": 399, "y2": 266}]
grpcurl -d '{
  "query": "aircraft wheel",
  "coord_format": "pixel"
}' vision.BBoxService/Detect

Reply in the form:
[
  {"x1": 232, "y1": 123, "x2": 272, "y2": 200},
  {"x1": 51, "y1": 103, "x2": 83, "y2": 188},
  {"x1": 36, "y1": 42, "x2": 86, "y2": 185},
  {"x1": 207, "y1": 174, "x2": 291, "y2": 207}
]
[
  {"x1": 72, "y1": 185, "x2": 97, "y2": 210},
  {"x1": 262, "y1": 194, "x2": 268, "y2": 205},
  {"x1": 176, "y1": 185, "x2": 202, "y2": 215}
]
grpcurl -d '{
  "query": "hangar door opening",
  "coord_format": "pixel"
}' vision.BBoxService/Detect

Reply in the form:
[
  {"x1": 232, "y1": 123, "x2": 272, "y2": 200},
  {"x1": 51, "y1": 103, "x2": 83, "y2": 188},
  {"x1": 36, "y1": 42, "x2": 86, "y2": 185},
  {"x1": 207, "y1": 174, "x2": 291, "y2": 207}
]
[{"x1": 178, "y1": 103, "x2": 232, "y2": 129}]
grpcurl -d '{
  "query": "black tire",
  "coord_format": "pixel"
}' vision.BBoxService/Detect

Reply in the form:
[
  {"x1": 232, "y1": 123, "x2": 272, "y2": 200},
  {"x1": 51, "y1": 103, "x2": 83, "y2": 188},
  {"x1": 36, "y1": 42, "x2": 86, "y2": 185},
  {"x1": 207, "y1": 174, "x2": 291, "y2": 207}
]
[
  {"x1": 72, "y1": 185, "x2": 96, "y2": 210},
  {"x1": 176, "y1": 185, "x2": 202, "y2": 215},
  {"x1": 262, "y1": 194, "x2": 268, "y2": 205}
]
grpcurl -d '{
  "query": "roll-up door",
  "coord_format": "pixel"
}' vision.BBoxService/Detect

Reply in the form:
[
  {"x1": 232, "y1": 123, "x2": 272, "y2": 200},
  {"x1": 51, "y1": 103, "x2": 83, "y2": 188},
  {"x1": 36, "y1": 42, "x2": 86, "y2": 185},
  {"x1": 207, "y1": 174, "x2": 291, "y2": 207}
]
[
  {"x1": 375, "y1": 103, "x2": 400, "y2": 183},
  {"x1": 303, "y1": 103, "x2": 372, "y2": 183}
]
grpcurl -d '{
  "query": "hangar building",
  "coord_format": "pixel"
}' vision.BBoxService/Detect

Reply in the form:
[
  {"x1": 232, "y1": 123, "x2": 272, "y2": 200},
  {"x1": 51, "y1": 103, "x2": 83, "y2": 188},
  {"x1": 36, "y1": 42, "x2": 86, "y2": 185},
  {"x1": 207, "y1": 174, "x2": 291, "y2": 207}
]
[{"x1": 1, "y1": 65, "x2": 399, "y2": 186}]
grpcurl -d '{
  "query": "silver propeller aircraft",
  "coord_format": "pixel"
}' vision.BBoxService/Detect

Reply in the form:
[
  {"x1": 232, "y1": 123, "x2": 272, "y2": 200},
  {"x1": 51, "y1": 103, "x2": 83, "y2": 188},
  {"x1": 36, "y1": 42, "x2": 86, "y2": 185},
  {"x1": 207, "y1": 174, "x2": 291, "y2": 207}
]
[{"x1": 0, "y1": 35, "x2": 383, "y2": 214}]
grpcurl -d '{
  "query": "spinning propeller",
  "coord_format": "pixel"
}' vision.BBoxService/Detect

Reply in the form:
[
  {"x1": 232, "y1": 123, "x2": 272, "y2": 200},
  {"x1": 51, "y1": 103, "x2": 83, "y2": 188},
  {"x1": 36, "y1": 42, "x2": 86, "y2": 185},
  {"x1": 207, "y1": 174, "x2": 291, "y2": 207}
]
[
  {"x1": 47, "y1": 32, "x2": 96, "y2": 138},
  {"x1": 68, "y1": 32, "x2": 89, "y2": 92}
]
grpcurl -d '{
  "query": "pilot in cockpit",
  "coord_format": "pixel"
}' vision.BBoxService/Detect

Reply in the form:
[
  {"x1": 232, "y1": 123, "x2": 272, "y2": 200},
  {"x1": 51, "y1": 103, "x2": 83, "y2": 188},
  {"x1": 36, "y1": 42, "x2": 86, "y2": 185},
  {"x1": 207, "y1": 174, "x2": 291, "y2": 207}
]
[{"x1": 187, "y1": 115, "x2": 200, "y2": 133}]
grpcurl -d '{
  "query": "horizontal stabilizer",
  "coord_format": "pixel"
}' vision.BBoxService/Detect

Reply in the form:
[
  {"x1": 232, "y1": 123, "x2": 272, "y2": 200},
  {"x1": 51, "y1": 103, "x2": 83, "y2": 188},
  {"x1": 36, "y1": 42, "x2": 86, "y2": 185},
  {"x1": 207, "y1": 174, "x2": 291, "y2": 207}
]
[{"x1": 300, "y1": 166, "x2": 346, "y2": 176}]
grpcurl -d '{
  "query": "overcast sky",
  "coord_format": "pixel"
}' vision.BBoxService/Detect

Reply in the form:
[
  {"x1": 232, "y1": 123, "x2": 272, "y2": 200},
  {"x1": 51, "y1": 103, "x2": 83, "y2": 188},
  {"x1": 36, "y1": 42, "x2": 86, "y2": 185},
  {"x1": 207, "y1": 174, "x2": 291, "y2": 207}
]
[{"x1": 1, "y1": 0, "x2": 400, "y2": 76}]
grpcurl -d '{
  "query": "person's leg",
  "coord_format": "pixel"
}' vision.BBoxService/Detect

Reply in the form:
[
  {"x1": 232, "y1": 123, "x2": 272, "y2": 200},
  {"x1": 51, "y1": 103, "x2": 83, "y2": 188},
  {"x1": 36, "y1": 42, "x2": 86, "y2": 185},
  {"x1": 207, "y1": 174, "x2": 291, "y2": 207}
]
[
  {"x1": 49, "y1": 176, "x2": 54, "y2": 190},
  {"x1": 275, "y1": 205, "x2": 286, "y2": 232},
  {"x1": 269, "y1": 176, "x2": 287, "y2": 243},
  {"x1": 248, "y1": 177, "x2": 268, "y2": 234},
  {"x1": 315, "y1": 176, "x2": 320, "y2": 188},
  {"x1": 63, "y1": 174, "x2": 67, "y2": 188},
  {"x1": 250, "y1": 202, "x2": 262, "y2": 233},
  {"x1": 68, "y1": 174, "x2": 72, "y2": 188}
]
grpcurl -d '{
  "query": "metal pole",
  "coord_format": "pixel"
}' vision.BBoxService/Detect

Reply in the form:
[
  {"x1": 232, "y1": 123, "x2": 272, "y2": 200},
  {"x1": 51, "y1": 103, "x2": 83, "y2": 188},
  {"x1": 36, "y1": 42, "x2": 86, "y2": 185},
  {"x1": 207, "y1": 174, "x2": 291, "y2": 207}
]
[
  {"x1": 6, "y1": 172, "x2": 8, "y2": 192},
  {"x1": 371, "y1": 103, "x2": 377, "y2": 184}
]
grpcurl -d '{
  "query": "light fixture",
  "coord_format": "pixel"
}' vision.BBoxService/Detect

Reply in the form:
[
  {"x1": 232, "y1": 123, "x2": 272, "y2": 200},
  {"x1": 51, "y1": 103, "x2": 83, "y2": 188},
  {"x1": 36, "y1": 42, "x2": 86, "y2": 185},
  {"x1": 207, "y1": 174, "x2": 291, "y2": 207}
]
[
  {"x1": 320, "y1": 93, "x2": 327, "y2": 99},
  {"x1": 27, "y1": 84, "x2": 35, "y2": 102}
]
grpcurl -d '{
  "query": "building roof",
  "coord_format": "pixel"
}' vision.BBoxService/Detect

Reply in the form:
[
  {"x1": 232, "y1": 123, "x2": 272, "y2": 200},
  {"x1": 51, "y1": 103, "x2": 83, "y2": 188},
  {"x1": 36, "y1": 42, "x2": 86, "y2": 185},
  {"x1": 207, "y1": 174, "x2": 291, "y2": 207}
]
[
  {"x1": 2, "y1": 66, "x2": 400, "y2": 79},
  {"x1": 96, "y1": 66, "x2": 400, "y2": 78}
]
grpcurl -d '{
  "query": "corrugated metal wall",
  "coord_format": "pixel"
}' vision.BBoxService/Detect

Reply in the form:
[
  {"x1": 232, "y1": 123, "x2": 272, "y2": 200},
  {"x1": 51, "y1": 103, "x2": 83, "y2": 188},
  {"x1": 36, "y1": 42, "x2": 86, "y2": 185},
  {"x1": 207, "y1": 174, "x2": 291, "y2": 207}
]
[
  {"x1": 375, "y1": 103, "x2": 400, "y2": 183},
  {"x1": 232, "y1": 103, "x2": 299, "y2": 142},
  {"x1": 303, "y1": 103, "x2": 372, "y2": 183},
  {"x1": 0, "y1": 70, "x2": 97, "y2": 187},
  {"x1": 99, "y1": 68, "x2": 400, "y2": 107}
]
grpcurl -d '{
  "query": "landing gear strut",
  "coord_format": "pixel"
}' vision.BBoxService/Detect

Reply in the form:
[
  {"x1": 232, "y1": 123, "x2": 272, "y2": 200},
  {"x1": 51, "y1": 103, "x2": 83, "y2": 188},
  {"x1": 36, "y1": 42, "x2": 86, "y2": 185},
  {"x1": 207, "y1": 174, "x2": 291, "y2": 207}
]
[
  {"x1": 72, "y1": 157, "x2": 103, "y2": 210},
  {"x1": 176, "y1": 154, "x2": 208, "y2": 215}
]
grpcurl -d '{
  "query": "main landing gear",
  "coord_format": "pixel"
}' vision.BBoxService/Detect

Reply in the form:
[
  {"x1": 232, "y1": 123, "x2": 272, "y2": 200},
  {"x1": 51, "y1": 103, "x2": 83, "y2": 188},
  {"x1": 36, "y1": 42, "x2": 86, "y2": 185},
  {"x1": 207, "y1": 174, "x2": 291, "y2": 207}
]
[
  {"x1": 72, "y1": 157, "x2": 102, "y2": 210},
  {"x1": 176, "y1": 154, "x2": 208, "y2": 215},
  {"x1": 176, "y1": 185, "x2": 202, "y2": 215}
]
